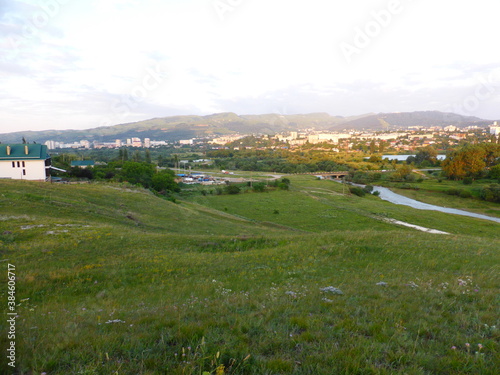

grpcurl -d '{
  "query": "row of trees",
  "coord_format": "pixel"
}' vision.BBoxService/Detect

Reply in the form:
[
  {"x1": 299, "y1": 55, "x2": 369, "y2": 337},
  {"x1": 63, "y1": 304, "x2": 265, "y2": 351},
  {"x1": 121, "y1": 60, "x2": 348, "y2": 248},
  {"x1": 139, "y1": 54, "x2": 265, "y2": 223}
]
[
  {"x1": 65, "y1": 161, "x2": 179, "y2": 194},
  {"x1": 442, "y1": 144, "x2": 500, "y2": 180}
]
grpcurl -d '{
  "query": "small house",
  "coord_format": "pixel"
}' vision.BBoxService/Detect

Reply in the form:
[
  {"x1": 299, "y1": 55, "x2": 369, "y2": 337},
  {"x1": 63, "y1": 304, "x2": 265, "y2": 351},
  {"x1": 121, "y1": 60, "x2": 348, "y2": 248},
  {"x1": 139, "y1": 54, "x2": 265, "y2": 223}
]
[
  {"x1": 71, "y1": 160, "x2": 95, "y2": 168},
  {"x1": 0, "y1": 144, "x2": 52, "y2": 181}
]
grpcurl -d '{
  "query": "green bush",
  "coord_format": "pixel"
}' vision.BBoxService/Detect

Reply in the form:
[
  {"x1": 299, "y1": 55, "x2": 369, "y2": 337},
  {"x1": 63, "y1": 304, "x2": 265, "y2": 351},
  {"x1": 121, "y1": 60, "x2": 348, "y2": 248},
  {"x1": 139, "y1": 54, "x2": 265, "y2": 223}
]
[
  {"x1": 480, "y1": 184, "x2": 500, "y2": 202},
  {"x1": 459, "y1": 190, "x2": 472, "y2": 198},
  {"x1": 225, "y1": 185, "x2": 241, "y2": 195},
  {"x1": 252, "y1": 183, "x2": 267, "y2": 192},
  {"x1": 446, "y1": 188, "x2": 461, "y2": 196},
  {"x1": 278, "y1": 183, "x2": 289, "y2": 190},
  {"x1": 349, "y1": 186, "x2": 366, "y2": 197},
  {"x1": 463, "y1": 177, "x2": 473, "y2": 185},
  {"x1": 363, "y1": 185, "x2": 374, "y2": 194}
]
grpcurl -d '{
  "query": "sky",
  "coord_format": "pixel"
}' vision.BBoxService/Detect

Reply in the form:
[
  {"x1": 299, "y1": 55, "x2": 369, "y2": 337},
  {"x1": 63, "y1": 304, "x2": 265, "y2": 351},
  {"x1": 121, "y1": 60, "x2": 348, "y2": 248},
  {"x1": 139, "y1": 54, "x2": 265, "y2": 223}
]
[{"x1": 1, "y1": 0, "x2": 500, "y2": 133}]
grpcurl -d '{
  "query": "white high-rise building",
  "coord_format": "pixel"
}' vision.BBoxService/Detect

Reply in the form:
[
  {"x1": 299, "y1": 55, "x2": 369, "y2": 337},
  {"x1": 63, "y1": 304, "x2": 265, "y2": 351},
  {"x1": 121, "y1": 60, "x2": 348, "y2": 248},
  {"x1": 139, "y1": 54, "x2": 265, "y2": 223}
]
[
  {"x1": 45, "y1": 140, "x2": 56, "y2": 149},
  {"x1": 490, "y1": 121, "x2": 500, "y2": 136}
]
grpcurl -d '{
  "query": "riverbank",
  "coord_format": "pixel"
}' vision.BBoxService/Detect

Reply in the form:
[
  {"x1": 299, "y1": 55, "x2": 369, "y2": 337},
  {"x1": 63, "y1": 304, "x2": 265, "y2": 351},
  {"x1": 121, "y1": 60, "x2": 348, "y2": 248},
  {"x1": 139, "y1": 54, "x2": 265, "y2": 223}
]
[{"x1": 373, "y1": 186, "x2": 500, "y2": 224}]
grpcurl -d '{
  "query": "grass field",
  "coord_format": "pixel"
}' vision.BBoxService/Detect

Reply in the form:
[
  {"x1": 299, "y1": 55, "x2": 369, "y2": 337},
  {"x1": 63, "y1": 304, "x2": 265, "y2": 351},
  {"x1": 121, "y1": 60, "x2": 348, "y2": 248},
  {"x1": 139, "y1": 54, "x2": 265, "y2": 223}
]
[{"x1": 1, "y1": 177, "x2": 499, "y2": 374}]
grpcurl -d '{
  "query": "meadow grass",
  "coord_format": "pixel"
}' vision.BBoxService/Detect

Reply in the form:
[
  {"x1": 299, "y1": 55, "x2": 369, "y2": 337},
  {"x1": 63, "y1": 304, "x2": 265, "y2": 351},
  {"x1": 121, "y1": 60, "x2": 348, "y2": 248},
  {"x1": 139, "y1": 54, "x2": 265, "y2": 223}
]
[{"x1": 0, "y1": 178, "x2": 499, "y2": 374}]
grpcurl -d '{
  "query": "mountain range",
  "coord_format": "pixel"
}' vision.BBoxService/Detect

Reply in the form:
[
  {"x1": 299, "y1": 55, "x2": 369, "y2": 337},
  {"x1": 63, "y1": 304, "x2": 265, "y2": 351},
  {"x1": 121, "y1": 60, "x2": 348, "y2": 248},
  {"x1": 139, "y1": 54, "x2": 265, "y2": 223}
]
[{"x1": 0, "y1": 111, "x2": 493, "y2": 144}]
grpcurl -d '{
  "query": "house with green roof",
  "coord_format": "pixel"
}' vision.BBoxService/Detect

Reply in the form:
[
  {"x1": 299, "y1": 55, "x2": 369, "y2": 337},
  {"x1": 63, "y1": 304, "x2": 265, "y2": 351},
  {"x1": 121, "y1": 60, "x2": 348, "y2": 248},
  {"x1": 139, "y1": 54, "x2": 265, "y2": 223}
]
[
  {"x1": 70, "y1": 160, "x2": 95, "y2": 168},
  {"x1": 0, "y1": 144, "x2": 52, "y2": 181}
]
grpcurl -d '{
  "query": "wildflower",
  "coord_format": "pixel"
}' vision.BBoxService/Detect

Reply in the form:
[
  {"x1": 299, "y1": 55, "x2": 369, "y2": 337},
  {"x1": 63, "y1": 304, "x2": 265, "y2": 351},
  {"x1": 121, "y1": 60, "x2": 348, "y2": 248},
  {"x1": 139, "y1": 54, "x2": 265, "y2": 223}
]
[
  {"x1": 478, "y1": 344, "x2": 483, "y2": 350},
  {"x1": 465, "y1": 343, "x2": 470, "y2": 347},
  {"x1": 451, "y1": 346, "x2": 456, "y2": 350},
  {"x1": 320, "y1": 286, "x2": 343, "y2": 295}
]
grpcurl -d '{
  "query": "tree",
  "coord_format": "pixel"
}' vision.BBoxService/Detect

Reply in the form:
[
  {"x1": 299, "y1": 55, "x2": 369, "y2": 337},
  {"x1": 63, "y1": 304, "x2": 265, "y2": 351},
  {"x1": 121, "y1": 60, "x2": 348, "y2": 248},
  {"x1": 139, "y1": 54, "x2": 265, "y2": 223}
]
[
  {"x1": 442, "y1": 145, "x2": 486, "y2": 180},
  {"x1": 392, "y1": 164, "x2": 413, "y2": 181},
  {"x1": 132, "y1": 151, "x2": 142, "y2": 162},
  {"x1": 145, "y1": 149, "x2": 152, "y2": 164},
  {"x1": 120, "y1": 162, "x2": 155, "y2": 187},
  {"x1": 414, "y1": 145, "x2": 438, "y2": 166},
  {"x1": 151, "y1": 170, "x2": 179, "y2": 193}
]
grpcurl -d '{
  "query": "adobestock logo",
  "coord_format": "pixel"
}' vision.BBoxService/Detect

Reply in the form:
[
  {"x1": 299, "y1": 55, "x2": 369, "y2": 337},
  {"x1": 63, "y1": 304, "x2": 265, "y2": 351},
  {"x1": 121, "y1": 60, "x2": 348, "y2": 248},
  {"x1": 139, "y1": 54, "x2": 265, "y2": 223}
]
[
  {"x1": 213, "y1": 0, "x2": 245, "y2": 21},
  {"x1": 445, "y1": 71, "x2": 500, "y2": 119},
  {"x1": 7, "y1": 0, "x2": 72, "y2": 58},
  {"x1": 100, "y1": 64, "x2": 167, "y2": 127},
  {"x1": 339, "y1": 0, "x2": 414, "y2": 63}
]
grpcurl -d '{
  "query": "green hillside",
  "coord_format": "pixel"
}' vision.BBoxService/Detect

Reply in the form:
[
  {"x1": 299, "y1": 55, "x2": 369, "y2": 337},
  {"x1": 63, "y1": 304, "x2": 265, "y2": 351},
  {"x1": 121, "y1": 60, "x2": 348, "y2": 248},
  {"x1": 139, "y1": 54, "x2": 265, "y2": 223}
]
[
  {"x1": 335, "y1": 111, "x2": 489, "y2": 131},
  {"x1": 1, "y1": 178, "x2": 498, "y2": 374},
  {"x1": 1, "y1": 111, "x2": 491, "y2": 144}
]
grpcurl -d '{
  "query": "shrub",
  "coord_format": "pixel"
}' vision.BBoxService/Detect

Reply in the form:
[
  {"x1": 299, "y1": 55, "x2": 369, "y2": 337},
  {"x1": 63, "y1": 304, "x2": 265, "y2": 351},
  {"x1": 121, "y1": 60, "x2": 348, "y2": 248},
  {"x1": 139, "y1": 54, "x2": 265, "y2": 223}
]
[
  {"x1": 459, "y1": 190, "x2": 472, "y2": 198},
  {"x1": 363, "y1": 185, "x2": 374, "y2": 194},
  {"x1": 446, "y1": 188, "x2": 461, "y2": 196},
  {"x1": 372, "y1": 190, "x2": 380, "y2": 197},
  {"x1": 278, "y1": 183, "x2": 289, "y2": 190},
  {"x1": 480, "y1": 184, "x2": 500, "y2": 202},
  {"x1": 225, "y1": 185, "x2": 241, "y2": 195},
  {"x1": 252, "y1": 183, "x2": 267, "y2": 192},
  {"x1": 349, "y1": 186, "x2": 366, "y2": 197},
  {"x1": 489, "y1": 164, "x2": 500, "y2": 179},
  {"x1": 463, "y1": 177, "x2": 473, "y2": 185}
]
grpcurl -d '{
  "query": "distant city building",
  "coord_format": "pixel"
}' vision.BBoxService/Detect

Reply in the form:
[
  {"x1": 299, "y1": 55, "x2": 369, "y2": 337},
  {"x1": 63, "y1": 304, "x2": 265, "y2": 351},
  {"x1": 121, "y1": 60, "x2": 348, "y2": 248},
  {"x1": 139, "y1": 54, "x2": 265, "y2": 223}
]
[
  {"x1": 179, "y1": 139, "x2": 194, "y2": 145},
  {"x1": 150, "y1": 140, "x2": 169, "y2": 147},
  {"x1": 144, "y1": 138, "x2": 151, "y2": 148},
  {"x1": 131, "y1": 137, "x2": 142, "y2": 147},
  {"x1": 209, "y1": 135, "x2": 244, "y2": 145},
  {"x1": 80, "y1": 140, "x2": 91, "y2": 149},
  {"x1": 490, "y1": 121, "x2": 500, "y2": 136},
  {"x1": 115, "y1": 139, "x2": 122, "y2": 147},
  {"x1": 45, "y1": 140, "x2": 56, "y2": 149}
]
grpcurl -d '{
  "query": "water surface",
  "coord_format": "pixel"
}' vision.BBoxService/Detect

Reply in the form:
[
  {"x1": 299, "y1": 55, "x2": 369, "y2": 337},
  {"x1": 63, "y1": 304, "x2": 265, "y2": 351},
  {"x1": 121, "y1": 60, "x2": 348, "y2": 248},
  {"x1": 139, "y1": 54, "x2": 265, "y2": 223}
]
[{"x1": 373, "y1": 186, "x2": 500, "y2": 223}]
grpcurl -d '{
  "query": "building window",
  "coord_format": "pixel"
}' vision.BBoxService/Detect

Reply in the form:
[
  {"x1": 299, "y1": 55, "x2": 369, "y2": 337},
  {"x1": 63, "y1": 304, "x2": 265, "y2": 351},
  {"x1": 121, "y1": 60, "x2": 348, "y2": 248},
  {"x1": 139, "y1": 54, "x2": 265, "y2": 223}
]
[
  {"x1": 22, "y1": 161, "x2": 25, "y2": 167},
  {"x1": 17, "y1": 161, "x2": 20, "y2": 168},
  {"x1": 23, "y1": 170, "x2": 26, "y2": 176},
  {"x1": 12, "y1": 162, "x2": 15, "y2": 168}
]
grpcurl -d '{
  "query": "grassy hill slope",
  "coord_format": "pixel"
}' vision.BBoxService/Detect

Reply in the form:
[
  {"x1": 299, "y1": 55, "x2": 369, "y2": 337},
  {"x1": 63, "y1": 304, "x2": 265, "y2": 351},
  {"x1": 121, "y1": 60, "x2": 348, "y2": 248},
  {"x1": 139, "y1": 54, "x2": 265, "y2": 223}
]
[{"x1": 0, "y1": 178, "x2": 498, "y2": 374}]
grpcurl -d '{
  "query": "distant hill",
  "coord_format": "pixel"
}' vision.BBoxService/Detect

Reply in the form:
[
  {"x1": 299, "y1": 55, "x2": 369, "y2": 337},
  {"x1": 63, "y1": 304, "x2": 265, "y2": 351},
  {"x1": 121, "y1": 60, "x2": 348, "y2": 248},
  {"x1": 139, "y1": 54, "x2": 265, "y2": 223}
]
[
  {"x1": 0, "y1": 111, "x2": 492, "y2": 144},
  {"x1": 332, "y1": 111, "x2": 491, "y2": 131}
]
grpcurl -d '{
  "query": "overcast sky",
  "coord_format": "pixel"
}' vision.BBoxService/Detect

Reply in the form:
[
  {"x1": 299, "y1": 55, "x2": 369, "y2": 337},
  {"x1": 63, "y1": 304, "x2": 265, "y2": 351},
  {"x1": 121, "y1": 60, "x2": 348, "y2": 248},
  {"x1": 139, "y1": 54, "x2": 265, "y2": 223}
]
[{"x1": 1, "y1": 0, "x2": 500, "y2": 133}]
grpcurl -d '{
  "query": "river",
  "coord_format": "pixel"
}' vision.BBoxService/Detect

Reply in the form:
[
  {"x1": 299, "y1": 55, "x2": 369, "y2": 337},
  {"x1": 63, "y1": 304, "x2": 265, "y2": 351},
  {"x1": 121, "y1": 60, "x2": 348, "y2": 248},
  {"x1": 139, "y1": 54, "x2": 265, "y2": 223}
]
[
  {"x1": 380, "y1": 155, "x2": 447, "y2": 161},
  {"x1": 373, "y1": 186, "x2": 500, "y2": 224}
]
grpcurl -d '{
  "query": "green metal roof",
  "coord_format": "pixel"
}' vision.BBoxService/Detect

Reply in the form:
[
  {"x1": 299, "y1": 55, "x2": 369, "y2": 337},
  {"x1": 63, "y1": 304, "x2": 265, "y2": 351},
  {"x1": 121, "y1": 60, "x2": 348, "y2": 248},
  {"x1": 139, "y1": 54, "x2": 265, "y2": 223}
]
[
  {"x1": 0, "y1": 144, "x2": 50, "y2": 160},
  {"x1": 71, "y1": 160, "x2": 95, "y2": 167}
]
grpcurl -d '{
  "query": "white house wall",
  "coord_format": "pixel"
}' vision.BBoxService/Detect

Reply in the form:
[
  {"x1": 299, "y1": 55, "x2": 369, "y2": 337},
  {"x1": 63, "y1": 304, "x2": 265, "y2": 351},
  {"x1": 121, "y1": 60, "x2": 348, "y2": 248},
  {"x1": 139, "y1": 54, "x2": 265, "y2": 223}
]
[{"x1": 0, "y1": 160, "x2": 47, "y2": 181}]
